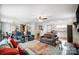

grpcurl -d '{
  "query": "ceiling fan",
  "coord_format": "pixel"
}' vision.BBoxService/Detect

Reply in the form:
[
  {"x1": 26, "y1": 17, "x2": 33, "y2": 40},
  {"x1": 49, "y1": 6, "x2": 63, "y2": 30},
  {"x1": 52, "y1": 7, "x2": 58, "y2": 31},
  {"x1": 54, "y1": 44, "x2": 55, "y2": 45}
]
[
  {"x1": 37, "y1": 16, "x2": 48, "y2": 22},
  {"x1": 38, "y1": 16, "x2": 48, "y2": 20}
]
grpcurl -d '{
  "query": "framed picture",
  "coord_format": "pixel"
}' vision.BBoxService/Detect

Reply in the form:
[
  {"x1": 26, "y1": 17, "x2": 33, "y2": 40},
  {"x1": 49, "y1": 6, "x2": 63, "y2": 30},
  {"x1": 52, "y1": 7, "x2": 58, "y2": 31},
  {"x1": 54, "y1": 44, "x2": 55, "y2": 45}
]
[{"x1": 39, "y1": 25, "x2": 43, "y2": 30}]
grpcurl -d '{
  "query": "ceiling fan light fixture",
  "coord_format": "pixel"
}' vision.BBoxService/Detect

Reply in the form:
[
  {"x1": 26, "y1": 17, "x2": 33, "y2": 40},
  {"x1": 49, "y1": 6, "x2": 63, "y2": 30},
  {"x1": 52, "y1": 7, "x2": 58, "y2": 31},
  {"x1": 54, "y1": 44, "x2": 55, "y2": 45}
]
[
  {"x1": 37, "y1": 16, "x2": 48, "y2": 22},
  {"x1": 39, "y1": 16, "x2": 47, "y2": 20}
]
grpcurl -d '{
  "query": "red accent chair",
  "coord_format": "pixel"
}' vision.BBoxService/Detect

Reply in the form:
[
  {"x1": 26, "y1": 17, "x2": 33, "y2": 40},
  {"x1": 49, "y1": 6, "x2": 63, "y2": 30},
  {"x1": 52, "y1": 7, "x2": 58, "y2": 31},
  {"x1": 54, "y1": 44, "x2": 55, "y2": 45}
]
[{"x1": 10, "y1": 38, "x2": 25, "y2": 55}]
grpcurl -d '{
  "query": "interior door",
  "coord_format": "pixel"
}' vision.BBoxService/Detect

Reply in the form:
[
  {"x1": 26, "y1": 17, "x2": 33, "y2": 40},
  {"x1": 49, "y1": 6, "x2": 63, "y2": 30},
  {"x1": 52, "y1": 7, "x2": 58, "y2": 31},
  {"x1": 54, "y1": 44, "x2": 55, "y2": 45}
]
[{"x1": 67, "y1": 25, "x2": 73, "y2": 43}]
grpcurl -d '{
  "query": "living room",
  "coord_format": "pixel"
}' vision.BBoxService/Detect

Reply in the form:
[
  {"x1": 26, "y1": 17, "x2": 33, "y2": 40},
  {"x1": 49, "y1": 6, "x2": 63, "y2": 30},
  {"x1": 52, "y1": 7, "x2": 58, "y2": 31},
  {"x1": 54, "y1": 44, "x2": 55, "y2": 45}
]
[{"x1": 0, "y1": 4, "x2": 79, "y2": 55}]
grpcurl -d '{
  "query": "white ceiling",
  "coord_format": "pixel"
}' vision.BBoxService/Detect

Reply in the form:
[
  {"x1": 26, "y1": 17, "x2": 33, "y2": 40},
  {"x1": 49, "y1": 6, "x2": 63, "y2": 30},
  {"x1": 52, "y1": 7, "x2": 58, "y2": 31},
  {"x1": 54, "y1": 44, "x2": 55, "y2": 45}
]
[{"x1": 0, "y1": 4, "x2": 78, "y2": 24}]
